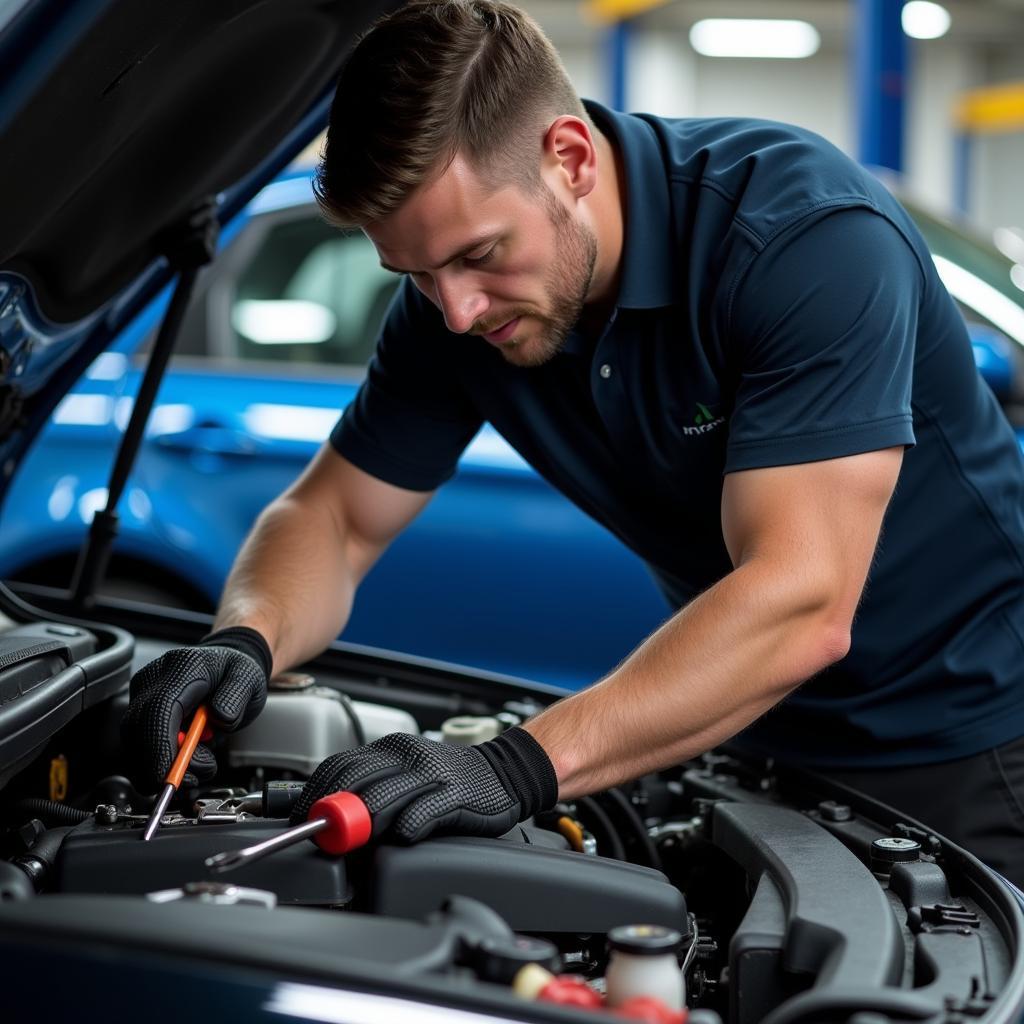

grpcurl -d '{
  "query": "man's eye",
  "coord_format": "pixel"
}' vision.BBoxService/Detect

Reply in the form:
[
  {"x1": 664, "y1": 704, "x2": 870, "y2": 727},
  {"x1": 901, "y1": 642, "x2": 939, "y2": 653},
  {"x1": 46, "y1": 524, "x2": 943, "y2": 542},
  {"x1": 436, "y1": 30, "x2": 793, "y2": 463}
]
[{"x1": 464, "y1": 247, "x2": 496, "y2": 267}]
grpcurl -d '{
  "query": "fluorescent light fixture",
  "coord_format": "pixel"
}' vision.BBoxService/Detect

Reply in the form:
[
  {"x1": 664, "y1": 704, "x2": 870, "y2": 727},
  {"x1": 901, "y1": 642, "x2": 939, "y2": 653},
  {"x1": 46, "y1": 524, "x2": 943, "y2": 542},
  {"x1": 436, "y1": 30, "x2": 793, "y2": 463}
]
[
  {"x1": 1011, "y1": 264, "x2": 1024, "y2": 293},
  {"x1": 901, "y1": 2, "x2": 951, "y2": 40},
  {"x1": 933, "y1": 255, "x2": 1024, "y2": 344},
  {"x1": 689, "y1": 19, "x2": 820, "y2": 59}
]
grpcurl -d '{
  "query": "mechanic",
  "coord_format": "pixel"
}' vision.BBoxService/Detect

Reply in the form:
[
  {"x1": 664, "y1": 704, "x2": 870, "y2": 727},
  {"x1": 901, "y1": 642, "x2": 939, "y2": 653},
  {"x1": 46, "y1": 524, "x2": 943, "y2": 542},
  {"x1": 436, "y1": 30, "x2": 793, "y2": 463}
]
[{"x1": 122, "y1": 0, "x2": 1024, "y2": 884}]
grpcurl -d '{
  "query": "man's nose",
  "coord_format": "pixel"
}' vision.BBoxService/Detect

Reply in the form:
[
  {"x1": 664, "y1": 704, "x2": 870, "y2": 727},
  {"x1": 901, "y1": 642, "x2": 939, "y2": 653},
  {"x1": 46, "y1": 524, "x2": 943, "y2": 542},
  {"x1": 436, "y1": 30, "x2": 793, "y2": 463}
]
[{"x1": 435, "y1": 275, "x2": 488, "y2": 334}]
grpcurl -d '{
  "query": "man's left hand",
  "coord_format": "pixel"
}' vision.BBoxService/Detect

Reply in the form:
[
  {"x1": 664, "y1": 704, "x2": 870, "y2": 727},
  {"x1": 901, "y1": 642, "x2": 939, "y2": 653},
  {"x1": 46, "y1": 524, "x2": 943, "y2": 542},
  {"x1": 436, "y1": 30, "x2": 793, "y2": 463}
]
[{"x1": 289, "y1": 727, "x2": 558, "y2": 843}]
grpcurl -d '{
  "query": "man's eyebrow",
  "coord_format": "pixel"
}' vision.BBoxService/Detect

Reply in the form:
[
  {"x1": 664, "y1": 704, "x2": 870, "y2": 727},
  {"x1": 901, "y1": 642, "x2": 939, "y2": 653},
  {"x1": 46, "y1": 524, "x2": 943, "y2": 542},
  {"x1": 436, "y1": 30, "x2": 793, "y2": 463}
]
[{"x1": 379, "y1": 235, "x2": 500, "y2": 275}]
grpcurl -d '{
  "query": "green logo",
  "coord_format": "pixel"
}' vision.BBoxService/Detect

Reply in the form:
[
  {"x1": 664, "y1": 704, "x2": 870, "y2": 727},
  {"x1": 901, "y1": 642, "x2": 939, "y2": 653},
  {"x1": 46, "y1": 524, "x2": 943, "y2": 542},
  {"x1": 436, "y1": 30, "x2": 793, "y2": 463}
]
[
  {"x1": 684, "y1": 402, "x2": 726, "y2": 437},
  {"x1": 694, "y1": 402, "x2": 714, "y2": 425}
]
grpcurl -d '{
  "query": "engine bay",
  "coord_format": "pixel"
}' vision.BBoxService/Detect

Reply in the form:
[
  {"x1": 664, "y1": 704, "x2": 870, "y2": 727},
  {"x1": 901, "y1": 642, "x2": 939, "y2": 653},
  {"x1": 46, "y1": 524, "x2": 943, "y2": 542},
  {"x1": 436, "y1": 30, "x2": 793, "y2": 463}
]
[{"x1": 1, "y1": 609, "x2": 1023, "y2": 1024}]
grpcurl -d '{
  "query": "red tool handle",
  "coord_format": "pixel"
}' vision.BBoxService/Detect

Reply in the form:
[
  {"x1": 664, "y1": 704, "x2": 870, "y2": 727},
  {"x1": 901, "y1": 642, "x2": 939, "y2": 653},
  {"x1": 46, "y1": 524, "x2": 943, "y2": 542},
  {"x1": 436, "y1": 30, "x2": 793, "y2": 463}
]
[{"x1": 308, "y1": 791, "x2": 373, "y2": 855}]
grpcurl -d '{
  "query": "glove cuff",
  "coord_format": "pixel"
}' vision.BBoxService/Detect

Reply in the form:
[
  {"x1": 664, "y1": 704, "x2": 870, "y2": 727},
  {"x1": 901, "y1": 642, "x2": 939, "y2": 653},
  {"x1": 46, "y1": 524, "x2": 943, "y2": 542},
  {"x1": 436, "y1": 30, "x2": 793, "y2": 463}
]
[
  {"x1": 479, "y1": 726, "x2": 559, "y2": 821},
  {"x1": 200, "y1": 626, "x2": 273, "y2": 680}
]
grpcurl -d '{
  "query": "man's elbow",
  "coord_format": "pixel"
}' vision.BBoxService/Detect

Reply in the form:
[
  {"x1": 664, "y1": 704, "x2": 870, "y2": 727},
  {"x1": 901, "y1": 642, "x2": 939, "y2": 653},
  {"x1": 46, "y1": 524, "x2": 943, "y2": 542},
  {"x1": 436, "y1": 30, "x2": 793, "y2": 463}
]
[
  {"x1": 785, "y1": 581, "x2": 854, "y2": 682},
  {"x1": 817, "y1": 621, "x2": 852, "y2": 668},
  {"x1": 802, "y1": 574, "x2": 855, "y2": 670},
  {"x1": 773, "y1": 616, "x2": 850, "y2": 701}
]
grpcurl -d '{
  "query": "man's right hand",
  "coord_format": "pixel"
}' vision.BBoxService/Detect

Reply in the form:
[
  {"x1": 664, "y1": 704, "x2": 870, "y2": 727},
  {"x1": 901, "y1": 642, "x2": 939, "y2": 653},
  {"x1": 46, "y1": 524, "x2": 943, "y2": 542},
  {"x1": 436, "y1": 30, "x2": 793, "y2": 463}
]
[{"x1": 120, "y1": 626, "x2": 272, "y2": 793}]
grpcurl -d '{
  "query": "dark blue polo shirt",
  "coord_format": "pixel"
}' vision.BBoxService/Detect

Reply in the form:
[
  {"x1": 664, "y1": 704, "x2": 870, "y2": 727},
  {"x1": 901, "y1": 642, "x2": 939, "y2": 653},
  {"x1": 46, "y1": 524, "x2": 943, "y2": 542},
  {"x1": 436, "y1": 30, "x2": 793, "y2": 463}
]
[{"x1": 331, "y1": 100, "x2": 1024, "y2": 769}]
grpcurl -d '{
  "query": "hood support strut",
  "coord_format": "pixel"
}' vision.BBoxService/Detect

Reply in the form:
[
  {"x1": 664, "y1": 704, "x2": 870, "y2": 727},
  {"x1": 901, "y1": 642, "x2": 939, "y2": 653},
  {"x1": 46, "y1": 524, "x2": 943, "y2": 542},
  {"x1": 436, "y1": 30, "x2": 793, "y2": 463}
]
[{"x1": 70, "y1": 199, "x2": 219, "y2": 610}]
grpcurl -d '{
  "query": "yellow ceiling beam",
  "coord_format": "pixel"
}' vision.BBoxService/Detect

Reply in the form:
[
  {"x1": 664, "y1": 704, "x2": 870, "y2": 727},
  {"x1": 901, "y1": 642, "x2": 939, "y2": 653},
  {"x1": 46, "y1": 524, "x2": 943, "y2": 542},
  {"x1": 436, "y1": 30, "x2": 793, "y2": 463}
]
[
  {"x1": 956, "y1": 81, "x2": 1024, "y2": 135},
  {"x1": 583, "y1": 0, "x2": 676, "y2": 24}
]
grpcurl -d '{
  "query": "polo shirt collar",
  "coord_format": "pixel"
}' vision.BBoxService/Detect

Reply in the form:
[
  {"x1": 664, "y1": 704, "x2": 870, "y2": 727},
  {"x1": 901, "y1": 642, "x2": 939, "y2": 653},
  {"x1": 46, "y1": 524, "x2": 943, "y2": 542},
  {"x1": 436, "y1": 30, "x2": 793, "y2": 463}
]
[{"x1": 584, "y1": 99, "x2": 677, "y2": 310}]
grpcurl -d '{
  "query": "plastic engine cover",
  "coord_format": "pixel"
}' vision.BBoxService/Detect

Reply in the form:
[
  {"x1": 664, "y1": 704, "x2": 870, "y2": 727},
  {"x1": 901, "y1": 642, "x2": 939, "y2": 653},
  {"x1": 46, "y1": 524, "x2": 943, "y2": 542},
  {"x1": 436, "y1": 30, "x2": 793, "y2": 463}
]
[
  {"x1": 372, "y1": 833, "x2": 690, "y2": 937},
  {"x1": 56, "y1": 817, "x2": 351, "y2": 906}
]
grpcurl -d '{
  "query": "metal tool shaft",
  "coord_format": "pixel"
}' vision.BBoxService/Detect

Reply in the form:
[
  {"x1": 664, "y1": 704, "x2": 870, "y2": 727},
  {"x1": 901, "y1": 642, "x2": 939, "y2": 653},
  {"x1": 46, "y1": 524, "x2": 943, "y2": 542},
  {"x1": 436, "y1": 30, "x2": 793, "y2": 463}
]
[
  {"x1": 141, "y1": 705, "x2": 210, "y2": 842},
  {"x1": 205, "y1": 817, "x2": 327, "y2": 873},
  {"x1": 142, "y1": 783, "x2": 177, "y2": 842}
]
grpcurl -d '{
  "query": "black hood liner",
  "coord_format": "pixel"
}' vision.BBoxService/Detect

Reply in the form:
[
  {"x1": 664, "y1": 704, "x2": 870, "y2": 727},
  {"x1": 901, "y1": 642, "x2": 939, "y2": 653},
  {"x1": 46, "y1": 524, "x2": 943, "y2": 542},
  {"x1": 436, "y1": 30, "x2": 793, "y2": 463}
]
[{"x1": 0, "y1": 0, "x2": 398, "y2": 324}]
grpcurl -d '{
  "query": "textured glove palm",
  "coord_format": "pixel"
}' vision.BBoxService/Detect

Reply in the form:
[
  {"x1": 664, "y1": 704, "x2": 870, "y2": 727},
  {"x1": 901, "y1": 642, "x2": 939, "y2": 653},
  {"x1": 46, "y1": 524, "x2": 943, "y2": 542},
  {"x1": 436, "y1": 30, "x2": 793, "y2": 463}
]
[
  {"x1": 120, "y1": 626, "x2": 271, "y2": 792},
  {"x1": 289, "y1": 728, "x2": 558, "y2": 843}
]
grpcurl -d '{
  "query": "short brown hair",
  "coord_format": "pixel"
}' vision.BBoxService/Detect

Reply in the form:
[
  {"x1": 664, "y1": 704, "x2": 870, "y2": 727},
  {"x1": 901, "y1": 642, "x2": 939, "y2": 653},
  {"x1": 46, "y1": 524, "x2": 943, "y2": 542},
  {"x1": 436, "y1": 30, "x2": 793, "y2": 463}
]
[{"x1": 315, "y1": 0, "x2": 588, "y2": 228}]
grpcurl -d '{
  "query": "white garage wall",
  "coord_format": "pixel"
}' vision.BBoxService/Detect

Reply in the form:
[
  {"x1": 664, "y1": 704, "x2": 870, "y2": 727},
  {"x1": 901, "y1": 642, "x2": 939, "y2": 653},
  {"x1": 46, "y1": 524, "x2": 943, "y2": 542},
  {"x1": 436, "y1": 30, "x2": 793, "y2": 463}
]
[
  {"x1": 969, "y1": 49, "x2": 1024, "y2": 231},
  {"x1": 905, "y1": 38, "x2": 983, "y2": 215}
]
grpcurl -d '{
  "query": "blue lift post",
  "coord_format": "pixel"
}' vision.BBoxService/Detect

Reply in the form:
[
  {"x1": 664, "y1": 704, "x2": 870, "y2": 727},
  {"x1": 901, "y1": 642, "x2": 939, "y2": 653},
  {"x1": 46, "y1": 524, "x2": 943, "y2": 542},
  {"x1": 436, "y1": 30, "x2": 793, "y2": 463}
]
[
  {"x1": 590, "y1": 0, "x2": 674, "y2": 112},
  {"x1": 608, "y1": 17, "x2": 631, "y2": 110},
  {"x1": 854, "y1": 0, "x2": 908, "y2": 173}
]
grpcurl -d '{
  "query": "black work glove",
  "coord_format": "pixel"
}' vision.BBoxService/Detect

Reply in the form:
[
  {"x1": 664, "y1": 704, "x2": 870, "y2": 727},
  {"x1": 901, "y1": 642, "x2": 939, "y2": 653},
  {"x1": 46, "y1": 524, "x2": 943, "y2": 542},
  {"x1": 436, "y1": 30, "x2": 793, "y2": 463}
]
[
  {"x1": 120, "y1": 626, "x2": 272, "y2": 793},
  {"x1": 289, "y1": 727, "x2": 559, "y2": 843}
]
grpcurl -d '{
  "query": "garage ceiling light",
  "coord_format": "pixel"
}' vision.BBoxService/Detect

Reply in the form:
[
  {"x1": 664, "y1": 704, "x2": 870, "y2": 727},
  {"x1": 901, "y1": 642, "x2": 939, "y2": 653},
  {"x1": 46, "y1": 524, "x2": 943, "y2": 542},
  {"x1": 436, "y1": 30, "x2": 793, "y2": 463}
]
[
  {"x1": 688, "y1": 19, "x2": 820, "y2": 59},
  {"x1": 901, "y1": 2, "x2": 951, "y2": 40}
]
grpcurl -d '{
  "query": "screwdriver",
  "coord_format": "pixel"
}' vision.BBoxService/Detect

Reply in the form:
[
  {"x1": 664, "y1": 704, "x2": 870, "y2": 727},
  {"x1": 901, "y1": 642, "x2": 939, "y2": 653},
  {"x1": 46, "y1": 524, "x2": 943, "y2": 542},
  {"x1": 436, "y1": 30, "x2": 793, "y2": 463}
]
[
  {"x1": 141, "y1": 705, "x2": 211, "y2": 842},
  {"x1": 205, "y1": 791, "x2": 372, "y2": 872}
]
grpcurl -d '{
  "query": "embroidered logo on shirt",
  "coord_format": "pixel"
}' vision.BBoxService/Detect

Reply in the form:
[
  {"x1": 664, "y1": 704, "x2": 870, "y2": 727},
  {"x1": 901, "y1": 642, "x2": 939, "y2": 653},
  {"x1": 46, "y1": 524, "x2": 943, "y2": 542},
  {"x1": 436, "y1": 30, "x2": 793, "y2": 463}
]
[{"x1": 683, "y1": 402, "x2": 726, "y2": 436}]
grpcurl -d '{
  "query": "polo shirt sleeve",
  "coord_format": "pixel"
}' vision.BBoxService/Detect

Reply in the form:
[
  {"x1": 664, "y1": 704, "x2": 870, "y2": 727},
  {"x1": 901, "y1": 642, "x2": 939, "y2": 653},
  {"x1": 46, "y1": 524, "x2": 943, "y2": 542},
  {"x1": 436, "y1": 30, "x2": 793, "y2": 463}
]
[
  {"x1": 329, "y1": 277, "x2": 483, "y2": 491},
  {"x1": 723, "y1": 207, "x2": 920, "y2": 474}
]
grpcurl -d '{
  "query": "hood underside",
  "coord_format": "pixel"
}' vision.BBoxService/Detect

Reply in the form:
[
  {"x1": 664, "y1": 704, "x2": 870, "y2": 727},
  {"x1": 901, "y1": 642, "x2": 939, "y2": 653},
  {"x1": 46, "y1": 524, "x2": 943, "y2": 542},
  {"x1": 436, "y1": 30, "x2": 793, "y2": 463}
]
[{"x1": 0, "y1": 0, "x2": 395, "y2": 325}]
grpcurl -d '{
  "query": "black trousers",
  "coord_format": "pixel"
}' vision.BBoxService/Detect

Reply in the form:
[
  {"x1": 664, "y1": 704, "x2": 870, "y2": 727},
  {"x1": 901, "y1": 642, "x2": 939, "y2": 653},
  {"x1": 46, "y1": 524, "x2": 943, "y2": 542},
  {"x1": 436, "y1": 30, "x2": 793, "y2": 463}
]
[{"x1": 823, "y1": 736, "x2": 1024, "y2": 889}]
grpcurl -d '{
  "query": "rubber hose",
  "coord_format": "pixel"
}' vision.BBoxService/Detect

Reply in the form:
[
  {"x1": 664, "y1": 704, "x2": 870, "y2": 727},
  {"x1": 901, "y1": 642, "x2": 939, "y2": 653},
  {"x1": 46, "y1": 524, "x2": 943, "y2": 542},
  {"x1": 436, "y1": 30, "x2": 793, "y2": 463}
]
[
  {"x1": 338, "y1": 692, "x2": 367, "y2": 746},
  {"x1": 576, "y1": 794, "x2": 626, "y2": 861},
  {"x1": 11, "y1": 825, "x2": 75, "y2": 892},
  {"x1": 599, "y1": 787, "x2": 663, "y2": 872},
  {"x1": 26, "y1": 825, "x2": 74, "y2": 866},
  {"x1": 13, "y1": 799, "x2": 91, "y2": 826}
]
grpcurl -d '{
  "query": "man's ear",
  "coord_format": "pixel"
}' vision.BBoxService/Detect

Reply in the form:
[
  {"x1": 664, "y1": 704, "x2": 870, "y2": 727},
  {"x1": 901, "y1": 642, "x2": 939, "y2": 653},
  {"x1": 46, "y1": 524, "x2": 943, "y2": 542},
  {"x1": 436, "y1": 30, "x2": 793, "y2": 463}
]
[{"x1": 541, "y1": 116, "x2": 598, "y2": 200}]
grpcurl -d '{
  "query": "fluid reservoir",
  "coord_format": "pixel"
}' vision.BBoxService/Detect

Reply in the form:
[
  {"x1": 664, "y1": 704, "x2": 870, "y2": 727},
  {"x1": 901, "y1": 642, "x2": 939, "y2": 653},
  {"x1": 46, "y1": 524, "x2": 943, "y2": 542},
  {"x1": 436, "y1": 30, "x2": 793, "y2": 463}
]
[
  {"x1": 605, "y1": 924, "x2": 684, "y2": 1010},
  {"x1": 226, "y1": 674, "x2": 418, "y2": 775},
  {"x1": 441, "y1": 715, "x2": 503, "y2": 745}
]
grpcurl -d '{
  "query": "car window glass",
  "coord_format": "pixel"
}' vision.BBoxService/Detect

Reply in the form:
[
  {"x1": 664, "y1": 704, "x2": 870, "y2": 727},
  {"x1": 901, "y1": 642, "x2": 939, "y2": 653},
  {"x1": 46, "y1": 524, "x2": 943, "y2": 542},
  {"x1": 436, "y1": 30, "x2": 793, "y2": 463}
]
[
  {"x1": 906, "y1": 201, "x2": 1024, "y2": 347},
  {"x1": 230, "y1": 216, "x2": 398, "y2": 368}
]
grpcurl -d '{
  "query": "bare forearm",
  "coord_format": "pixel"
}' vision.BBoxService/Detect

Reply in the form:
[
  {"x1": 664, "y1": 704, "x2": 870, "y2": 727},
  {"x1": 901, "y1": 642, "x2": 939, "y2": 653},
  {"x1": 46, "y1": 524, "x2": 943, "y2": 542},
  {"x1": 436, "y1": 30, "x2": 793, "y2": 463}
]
[
  {"x1": 213, "y1": 495, "x2": 357, "y2": 676},
  {"x1": 523, "y1": 561, "x2": 850, "y2": 798}
]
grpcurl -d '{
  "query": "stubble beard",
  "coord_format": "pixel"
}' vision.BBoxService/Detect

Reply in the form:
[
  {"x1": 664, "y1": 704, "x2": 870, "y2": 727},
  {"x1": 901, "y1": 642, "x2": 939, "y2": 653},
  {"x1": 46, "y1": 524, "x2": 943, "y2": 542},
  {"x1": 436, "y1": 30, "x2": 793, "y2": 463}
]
[{"x1": 496, "y1": 190, "x2": 597, "y2": 369}]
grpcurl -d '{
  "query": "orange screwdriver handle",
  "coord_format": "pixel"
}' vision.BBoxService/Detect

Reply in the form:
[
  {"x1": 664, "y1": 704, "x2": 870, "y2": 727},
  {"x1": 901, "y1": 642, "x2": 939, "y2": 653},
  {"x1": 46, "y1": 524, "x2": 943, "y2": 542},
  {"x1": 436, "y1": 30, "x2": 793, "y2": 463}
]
[
  {"x1": 177, "y1": 725, "x2": 214, "y2": 745},
  {"x1": 309, "y1": 791, "x2": 373, "y2": 854},
  {"x1": 166, "y1": 705, "x2": 209, "y2": 789}
]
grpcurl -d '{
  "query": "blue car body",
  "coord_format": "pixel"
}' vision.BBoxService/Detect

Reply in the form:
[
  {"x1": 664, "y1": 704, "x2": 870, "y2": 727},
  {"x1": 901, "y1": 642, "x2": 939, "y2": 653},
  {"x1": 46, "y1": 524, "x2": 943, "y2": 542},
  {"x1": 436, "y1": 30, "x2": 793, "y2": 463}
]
[
  {"x1": 1, "y1": 168, "x2": 1020, "y2": 689},
  {"x1": 0, "y1": 171, "x2": 670, "y2": 688}
]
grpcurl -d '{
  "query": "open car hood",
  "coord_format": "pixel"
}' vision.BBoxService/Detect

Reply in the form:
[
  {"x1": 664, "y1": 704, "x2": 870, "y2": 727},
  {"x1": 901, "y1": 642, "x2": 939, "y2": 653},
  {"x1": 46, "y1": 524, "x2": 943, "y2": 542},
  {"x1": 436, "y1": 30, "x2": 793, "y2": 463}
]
[{"x1": 0, "y1": 0, "x2": 401, "y2": 497}]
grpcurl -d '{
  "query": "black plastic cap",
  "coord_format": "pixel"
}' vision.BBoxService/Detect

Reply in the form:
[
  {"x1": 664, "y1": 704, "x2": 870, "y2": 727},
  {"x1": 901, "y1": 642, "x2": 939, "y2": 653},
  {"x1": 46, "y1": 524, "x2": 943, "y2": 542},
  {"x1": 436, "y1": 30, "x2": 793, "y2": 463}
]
[
  {"x1": 475, "y1": 935, "x2": 561, "y2": 984},
  {"x1": 608, "y1": 924, "x2": 682, "y2": 956},
  {"x1": 871, "y1": 836, "x2": 922, "y2": 869}
]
